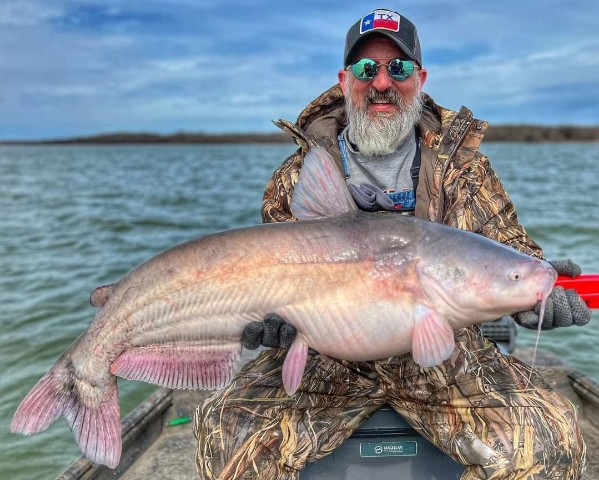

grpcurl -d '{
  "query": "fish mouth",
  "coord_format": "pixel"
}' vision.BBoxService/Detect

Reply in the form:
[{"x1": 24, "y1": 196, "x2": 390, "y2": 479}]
[{"x1": 533, "y1": 260, "x2": 558, "y2": 303}]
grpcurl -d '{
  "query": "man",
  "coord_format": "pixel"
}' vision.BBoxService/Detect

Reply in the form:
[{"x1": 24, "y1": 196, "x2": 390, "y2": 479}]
[{"x1": 194, "y1": 9, "x2": 590, "y2": 479}]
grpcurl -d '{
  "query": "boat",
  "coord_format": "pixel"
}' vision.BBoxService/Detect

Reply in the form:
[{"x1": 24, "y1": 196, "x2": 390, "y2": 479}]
[{"x1": 56, "y1": 320, "x2": 599, "y2": 480}]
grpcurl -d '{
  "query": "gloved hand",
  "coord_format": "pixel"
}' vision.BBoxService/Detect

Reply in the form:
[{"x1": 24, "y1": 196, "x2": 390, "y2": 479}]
[
  {"x1": 241, "y1": 313, "x2": 297, "y2": 349},
  {"x1": 515, "y1": 259, "x2": 591, "y2": 330},
  {"x1": 348, "y1": 183, "x2": 395, "y2": 212}
]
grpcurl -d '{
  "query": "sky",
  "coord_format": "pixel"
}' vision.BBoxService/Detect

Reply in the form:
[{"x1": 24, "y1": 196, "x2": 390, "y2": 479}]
[{"x1": 1, "y1": 0, "x2": 598, "y2": 140}]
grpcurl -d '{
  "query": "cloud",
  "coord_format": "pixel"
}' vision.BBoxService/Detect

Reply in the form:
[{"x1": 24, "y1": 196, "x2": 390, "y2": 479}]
[
  {"x1": 1, "y1": 0, "x2": 598, "y2": 139},
  {"x1": 0, "y1": 1, "x2": 63, "y2": 26}
]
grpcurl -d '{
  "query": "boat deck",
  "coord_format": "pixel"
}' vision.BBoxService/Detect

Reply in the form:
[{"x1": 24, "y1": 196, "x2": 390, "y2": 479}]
[
  {"x1": 515, "y1": 348, "x2": 599, "y2": 480},
  {"x1": 58, "y1": 348, "x2": 599, "y2": 480}
]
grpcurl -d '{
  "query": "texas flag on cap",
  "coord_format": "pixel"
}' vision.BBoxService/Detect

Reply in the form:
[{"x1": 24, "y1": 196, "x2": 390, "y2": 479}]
[{"x1": 360, "y1": 9, "x2": 400, "y2": 34}]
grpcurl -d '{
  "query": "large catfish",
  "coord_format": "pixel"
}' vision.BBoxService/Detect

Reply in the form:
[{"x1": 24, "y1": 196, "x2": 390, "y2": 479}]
[{"x1": 12, "y1": 147, "x2": 556, "y2": 468}]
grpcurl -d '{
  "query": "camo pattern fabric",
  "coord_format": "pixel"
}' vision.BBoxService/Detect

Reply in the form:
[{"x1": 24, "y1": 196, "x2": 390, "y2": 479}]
[
  {"x1": 194, "y1": 89, "x2": 585, "y2": 478},
  {"x1": 195, "y1": 328, "x2": 585, "y2": 479}
]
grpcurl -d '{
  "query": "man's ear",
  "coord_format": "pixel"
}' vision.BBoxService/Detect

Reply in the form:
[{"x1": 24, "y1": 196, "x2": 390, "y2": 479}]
[
  {"x1": 418, "y1": 67, "x2": 428, "y2": 89},
  {"x1": 338, "y1": 69, "x2": 348, "y2": 95}
]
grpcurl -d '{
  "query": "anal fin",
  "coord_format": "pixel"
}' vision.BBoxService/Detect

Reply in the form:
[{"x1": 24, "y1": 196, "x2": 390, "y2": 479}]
[{"x1": 111, "y1": 343, "x2": 241, "y2": 390}]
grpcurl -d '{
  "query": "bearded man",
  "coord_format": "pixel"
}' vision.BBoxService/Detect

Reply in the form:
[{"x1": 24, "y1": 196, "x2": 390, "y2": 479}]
[{"x1": 194, "y1": 9, "x2": 588, "y2": 479}]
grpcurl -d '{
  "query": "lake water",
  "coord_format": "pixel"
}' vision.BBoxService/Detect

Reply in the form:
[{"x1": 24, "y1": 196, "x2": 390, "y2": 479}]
[{"x1": 1, "y1": 143, "x2": 598, "y2": 479}]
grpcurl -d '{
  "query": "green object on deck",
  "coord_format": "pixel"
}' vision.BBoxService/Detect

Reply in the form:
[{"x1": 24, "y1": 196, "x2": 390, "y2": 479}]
[{"x1": 166, "y1": 416, "x2": 191, "y2": 426}]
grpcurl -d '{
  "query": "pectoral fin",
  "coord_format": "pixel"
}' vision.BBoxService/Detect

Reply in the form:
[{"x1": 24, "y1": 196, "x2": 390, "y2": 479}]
[
  {"x1": 111, "y1": 343, "x2": 241, "y2": 390},
  {"x1": 282, "y1": 336, "x2": 309, "y2": 395},
  {"x1": 411, "y1": 306, "x2": 455, "y2": 367},
  {"x1": 290, "y1": 147, "x2": 358, "y2": 220}
]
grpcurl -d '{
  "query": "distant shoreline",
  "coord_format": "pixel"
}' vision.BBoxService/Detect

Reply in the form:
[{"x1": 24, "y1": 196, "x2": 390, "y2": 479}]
[{"x1": 2, "y1": 125, "x2": 599, "y2": 145}]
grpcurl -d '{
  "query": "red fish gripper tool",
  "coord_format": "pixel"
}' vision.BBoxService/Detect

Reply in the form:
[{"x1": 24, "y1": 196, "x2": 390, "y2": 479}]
[{"x1": 556, "y1": 275, "x2": 599, "y2": 309}]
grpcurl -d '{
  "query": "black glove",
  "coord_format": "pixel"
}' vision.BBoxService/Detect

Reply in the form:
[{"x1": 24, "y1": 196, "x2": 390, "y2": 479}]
[
  {"x1": 515, "y1": 259, "x2": 591, "y2": 330},
  {"x1": 348, "y1": 183, "x2": 395, "y2": 212},
  {"x1": 240, "y1": 314, "x2": 297, "y2": 349},
  {"x1": 548, "y1": 258, "x2": 582, "y2": 277}
]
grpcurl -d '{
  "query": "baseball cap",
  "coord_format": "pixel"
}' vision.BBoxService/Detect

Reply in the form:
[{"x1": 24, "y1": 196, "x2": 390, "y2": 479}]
[{"x1": 344, "y1": 9, "x2": 422, "y2": 67}]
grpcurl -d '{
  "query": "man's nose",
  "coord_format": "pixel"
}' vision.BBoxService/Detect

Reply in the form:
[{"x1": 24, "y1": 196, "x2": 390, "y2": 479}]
[{"x1": 371, "y1": 66, "x2": 393, "y2": 91}]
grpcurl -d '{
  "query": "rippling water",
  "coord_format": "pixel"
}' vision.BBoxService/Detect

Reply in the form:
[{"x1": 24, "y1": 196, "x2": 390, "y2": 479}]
[{"x1": 1, "y1": 143, "x2": 597, "y2": 479}]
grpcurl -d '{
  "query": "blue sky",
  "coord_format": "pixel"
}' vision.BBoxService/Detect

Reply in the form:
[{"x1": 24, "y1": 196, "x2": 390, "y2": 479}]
[{"x1": 2, "y1": 0, "x2": 598, "y2": 140}]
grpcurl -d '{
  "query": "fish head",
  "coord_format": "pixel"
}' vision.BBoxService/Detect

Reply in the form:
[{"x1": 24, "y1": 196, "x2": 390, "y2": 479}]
[
  {"x1": 415, "y1": 228, "x2": 557, "y2": 324},
  {"x1": 469, "y1": 257, "x2": 557, "y2": 314}
]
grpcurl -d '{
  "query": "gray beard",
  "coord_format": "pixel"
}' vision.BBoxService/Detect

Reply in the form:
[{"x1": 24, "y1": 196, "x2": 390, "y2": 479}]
[{"x1": 345, "y1": 78, "x2": 424, "y2": 157}]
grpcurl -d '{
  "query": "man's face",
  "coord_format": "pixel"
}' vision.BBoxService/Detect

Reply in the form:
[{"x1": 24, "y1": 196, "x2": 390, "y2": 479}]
[
  {"x1": 339, "y1": 37, "x2": 427, "y2": 116},
  {"x1": 338, "y1": 37, "x2": 428, "y2": 156}
]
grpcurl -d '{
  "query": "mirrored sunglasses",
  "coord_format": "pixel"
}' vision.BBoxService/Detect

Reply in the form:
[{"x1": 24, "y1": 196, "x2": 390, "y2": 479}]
[{"x1": 349, "y1": 58, "x2": 416, "y2": 82}]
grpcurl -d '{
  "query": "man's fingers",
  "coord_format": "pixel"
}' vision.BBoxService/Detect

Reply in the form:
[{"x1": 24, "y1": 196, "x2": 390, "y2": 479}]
[
  {"x1": 241, "y1": 322, "x2": 264, "y2": 349},
  {"x1": 263, "y1": 315, "x2": 284, "y2": 347},
  {"x1": 551, "y1": 286, "x2": 573, "y2": 328},
  {"x1": 549, "y1": 259, "x2": 582, "y2": 277},
  {"x1": 565, "y1": 289, "x2": 592, "y2": 326},
  {"x1": 516, "y1": 310, "x2": 540, "y2": 329},
  {"x1": 279, "y1": 323, "x2": 297, "y2": 348}
]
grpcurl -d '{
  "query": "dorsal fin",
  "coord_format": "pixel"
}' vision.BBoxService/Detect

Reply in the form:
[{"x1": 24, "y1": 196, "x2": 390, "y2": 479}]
[
  {"x1": 90, "y1": 284, "x2": 114, "y2": 308},
  {"x1": 290, "y1": 146, "x2": 357, "y2": 220}
]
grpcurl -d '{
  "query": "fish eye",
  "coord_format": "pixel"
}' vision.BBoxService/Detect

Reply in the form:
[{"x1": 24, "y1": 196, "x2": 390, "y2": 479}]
[{"x1": 509, "y1": 271, "x2": 522, "y2": 281}]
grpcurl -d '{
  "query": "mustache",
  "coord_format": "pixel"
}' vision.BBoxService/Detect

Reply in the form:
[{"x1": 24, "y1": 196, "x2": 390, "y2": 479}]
[{"x1": 364, "y1": 88, "x2": 403, "y2": 107}]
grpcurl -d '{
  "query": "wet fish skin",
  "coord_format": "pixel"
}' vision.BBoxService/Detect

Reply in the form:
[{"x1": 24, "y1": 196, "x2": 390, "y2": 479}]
[{"x1": 11, "y1": 147, "x2": 557, "y2": 468}]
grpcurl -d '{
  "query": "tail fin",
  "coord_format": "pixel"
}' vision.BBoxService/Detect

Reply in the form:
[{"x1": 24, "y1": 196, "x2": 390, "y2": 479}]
[{"x1": 11, "y1": 366, "x2": 122, "y2": 468}]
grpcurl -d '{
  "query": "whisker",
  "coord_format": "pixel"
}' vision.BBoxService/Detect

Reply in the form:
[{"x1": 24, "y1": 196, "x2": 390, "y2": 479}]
[{"x1": 525, "y1": 292, "x2": 548, "y2": 388}]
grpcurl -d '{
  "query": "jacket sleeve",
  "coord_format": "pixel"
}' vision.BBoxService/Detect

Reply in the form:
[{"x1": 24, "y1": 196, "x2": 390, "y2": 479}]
[
  {"x1": 443, "y1": 149, "x2": 544, "y2": 259},
  {"x1": 261, "y1": 149, "x2": 303, "y2": 223}
]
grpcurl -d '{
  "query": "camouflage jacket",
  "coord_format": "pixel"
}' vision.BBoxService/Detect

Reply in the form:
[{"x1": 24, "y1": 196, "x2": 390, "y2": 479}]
[{"x1": 262, "y1": 84, "x2": 543, "y2": 258}]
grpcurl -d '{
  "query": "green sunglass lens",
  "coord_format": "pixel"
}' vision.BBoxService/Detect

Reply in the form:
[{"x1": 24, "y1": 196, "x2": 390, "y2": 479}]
[
  {"x1": 388, "y1": 59, "x2": 414, "y2": 81},
  {"x1": 352, "y1": 59, "x2": 378, "y2": 80}
]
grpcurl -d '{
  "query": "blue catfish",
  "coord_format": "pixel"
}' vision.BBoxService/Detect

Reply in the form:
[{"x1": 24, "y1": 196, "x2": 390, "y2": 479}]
[{"x1": 11, "y1": 147, "x2": 556, "y2": 468}]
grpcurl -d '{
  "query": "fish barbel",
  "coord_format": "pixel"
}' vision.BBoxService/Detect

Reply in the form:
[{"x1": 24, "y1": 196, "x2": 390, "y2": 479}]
[{"x1": 11, "y1": 147, "x2": 557, "y2": 468}]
